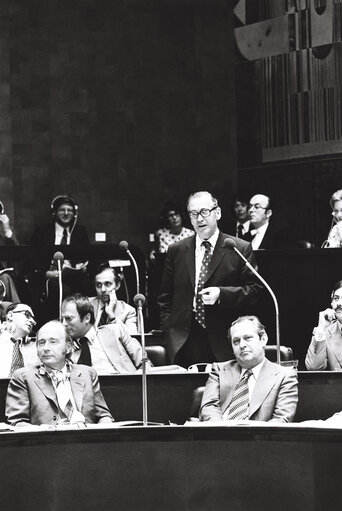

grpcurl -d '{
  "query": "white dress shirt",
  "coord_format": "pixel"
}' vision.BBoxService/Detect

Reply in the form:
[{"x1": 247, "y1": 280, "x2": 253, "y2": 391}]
[
  {"x1": 223, "y1": 359, "x2": 265, "y2": 420},
  {"x1": 236, "y1": 220, "x2": 250, "y2": 237},
  {"x1": 75, "y1": 326, "x2": 118, "y2": 375},
  {"x1": 55, "y1": 223, "x2": 70, "y2": 245},
  {"x1": 250, "y1": 221, "x2": 269, "y2": 250}
]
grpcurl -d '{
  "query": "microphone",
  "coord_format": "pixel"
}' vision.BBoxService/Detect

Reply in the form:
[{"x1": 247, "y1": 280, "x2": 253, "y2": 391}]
[
  {"x1": 134, "y1": 293, "x2": 146, "y2": 307},
  {"x1": 53, "y1": 251, "x2": 64, "y2": 321},
  {"x1": 119, "y1": 240, "x2": 140, "y2": 295},
  {"x1": 224, "y1": 238, "x2": 281, "y2": 365}
]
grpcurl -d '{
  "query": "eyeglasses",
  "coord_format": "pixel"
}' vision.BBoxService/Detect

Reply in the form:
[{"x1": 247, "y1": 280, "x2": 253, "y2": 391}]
[
  {"x1": 188, "y1": 206, "x2": 217, "y2": 219},
  {"x1": 12, "y1": 310, "x2": 36, "y2": 324},
  {"x1": 248, "y1": 203, "x2": 267, "y2": 211}
]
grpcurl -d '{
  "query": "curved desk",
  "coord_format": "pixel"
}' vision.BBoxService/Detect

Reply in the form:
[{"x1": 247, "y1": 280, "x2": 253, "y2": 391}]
[{"x1": 0, "y1": 424, "x2": 341, "y2": 511}]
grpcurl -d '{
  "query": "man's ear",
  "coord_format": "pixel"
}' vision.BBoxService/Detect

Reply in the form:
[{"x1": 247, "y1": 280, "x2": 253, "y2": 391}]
[
  {"x1": 260, "y1": 332, "x2": 268, "y2": 347},
  {"x1": 266, "y1": 209, "x2": 272, "y2": 220},
  {"x1": 84, "y1": 312, "x2": 91, "y2": 325},
  {"x1": 215, "y1": 207, "x2": 222, "y2": 221}
]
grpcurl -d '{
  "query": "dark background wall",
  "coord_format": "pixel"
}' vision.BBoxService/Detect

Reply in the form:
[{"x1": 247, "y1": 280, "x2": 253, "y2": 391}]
[{"x1": 0, "y1": 0, "x2": 237, "y2": 254}]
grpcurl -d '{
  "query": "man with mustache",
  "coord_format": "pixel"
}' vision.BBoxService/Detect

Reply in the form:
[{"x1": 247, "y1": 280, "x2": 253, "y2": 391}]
[{"x1": 305, "y1": 280, "x2": 342, "y2": 370}]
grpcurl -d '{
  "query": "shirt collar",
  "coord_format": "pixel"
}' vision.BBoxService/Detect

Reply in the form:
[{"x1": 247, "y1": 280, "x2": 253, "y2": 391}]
[
  {"x1": 241, "y1": 358, "x2": 265, "y2": 380},
  {"x1": 55, "y1": 222, "x2": 69, "y2": 235},
  {"x1": 75, "y1": 325, "x2": 96, "y2": 348},
  {"x1": 250, "y1": 220, "x2": 269, "y2": 237},
  {"x1": 195, "y1": 228, "x2": 220, "y2": 251}
]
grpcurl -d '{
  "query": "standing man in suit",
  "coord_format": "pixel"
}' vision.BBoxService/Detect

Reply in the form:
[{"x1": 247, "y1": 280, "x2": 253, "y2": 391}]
[
  {"x1": 6, "y1": 320, "x2": 114, "y2": 426},
  {"x1": 305, "y1": 280, "x2": 342, "y2": 370},
  {"x1": 0, "y1": 302, "x2": 39, "y2": 378},
  {"x1": 158, "y1": 191, "x2": 262, "y2": 367},
  {"x1": 89, "y1": 263, "x2": 138, "y2": 334},
  {"x1": 200, "y1": 315, "x2": 298, "y2": 422},
  {"x1": 247, "y1": 194, "x2": 294, "y2": 249},
  {"x1": 62, "y1": 293, "x2": 151, "y2": 374}
]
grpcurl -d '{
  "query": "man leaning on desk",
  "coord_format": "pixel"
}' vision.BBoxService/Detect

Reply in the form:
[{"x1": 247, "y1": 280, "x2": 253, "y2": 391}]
[
  {"x1": 5, "y1": 320, "x2": 114, "y2": 426},
  {"x1": 200, "y1": 316, "x2": 298, "y2": 422}
]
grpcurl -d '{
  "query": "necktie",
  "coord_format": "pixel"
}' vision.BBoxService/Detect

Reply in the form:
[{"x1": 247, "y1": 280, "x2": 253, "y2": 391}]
[
  {"x1": 243, "y1": 230, "x2": 254, "y2": 243},
  {"x1": 9, "y1": 339, "x2": 25, "y2": 377},
  {"x1": 54, "y1": 371, "x2": 74, "y2": 421},
  {"x1": 98, "y1": 306, "x2": 108, "y2": 326},
  {"x1": 227, "y1": 369, "x2": 253, "y2": 420},
  {"x1": 195, "y1": 241, "x2": 212, "y2": 329},
  {"x1": 60, "y1": 228, "x2": 68, "y2": 245},
  {"x1": 77, "y1": 337, "x2": 92, "y2": 366},
  {"x1": 237, "y1": 224, "x2": 244, "y2": 238}
]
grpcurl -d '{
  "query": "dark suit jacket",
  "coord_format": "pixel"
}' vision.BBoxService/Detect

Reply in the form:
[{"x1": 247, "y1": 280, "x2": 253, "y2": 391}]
[
  {"x1": 158, "y1": 232, "x2": 262, "y2": 362},
  {"x1": 253, "y1": 222, "x2": 295, "y2": 250},
  {"x1": 200, "y1": 359, "x2": 298, "y2": 422},
  {"x1": 31, "y1": 223, "x2": 89, "y2": 246},
  {"x1": 6, "y1": 364, "x2": 114, "y2": 425}
]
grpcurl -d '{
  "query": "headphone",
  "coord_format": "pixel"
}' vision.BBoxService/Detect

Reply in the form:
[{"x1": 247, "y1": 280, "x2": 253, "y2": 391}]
[
  {"x1": 0, "y1": 201, "x2": 4, "y2": 215},
  {"x1": 51, "y1": 195, "x2": 78, "y2": 216}
]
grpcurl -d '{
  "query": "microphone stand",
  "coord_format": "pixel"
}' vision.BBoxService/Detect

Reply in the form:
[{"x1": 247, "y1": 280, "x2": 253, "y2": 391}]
[
  {"x1": 119, "y1": 241, "x2": 141, "y2": 331},
  {"x1": 57, "y1": 259, "x2": 63, "y2": 322},
  {"x1": 134, "y1": 294, "x2": 148, "y2": 426},
  {"x1": 233, "y1": 246, "x2": 281, "y2": 365}
]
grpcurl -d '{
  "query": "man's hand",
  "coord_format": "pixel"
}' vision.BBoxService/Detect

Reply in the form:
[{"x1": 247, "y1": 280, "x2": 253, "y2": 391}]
[
  {"x1": 317, "y1": 308, "x2": 335, "y2": 333},
  {"x1": 0, "y1": 214, "x2": 12, "y2": 237},
  {"x1": 199, "y1": 287, "x2": 220, "y2": 305},
  {"x1": 104, "y1": 289, "x2": 118, "y2": 319}
]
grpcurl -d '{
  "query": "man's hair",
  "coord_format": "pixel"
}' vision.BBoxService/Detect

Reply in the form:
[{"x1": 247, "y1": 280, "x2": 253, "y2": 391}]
[
  {"x1": 62, "y1": 293, "x2": 95, "y2": 324},
  {"x1": 93, "y1": 262, "x2": 122, "y2": 288},
  {"x1": 330, "y1": 190, "x2": 342, "y2": 210},
  {"x1": 5, "y1": 302, "x2": 26, "y2": 318},
  {"x1": 187, "y1": 191, "x2": 218, "y2": 210},
  {"x1": 227, "y1": 315, "x2": 266, "y2": 342},
  {"x1": 331, "y1": 280, "x2": 342, "y2": 298}
]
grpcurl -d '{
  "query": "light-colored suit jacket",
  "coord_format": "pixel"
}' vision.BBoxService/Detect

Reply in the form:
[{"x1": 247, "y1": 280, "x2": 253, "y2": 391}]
[
  {"x1": 71, "y1": 320, "x2": 151, "y2": 374},
  {"x1": 5, "y1": 364, "x2": 114, "y2": 425},
  {"x1": 200, "y1": 359, "x2": 298, "y2": 422},
  {"x1": 0, "y1": 331, "x2": 40, "y2": 378},
  {"x1": 305, "y1": 320, "x2": 342, "y2": 370},
  {"x1": 89, "y1": 296, "x2": 138, "y2": 335}
]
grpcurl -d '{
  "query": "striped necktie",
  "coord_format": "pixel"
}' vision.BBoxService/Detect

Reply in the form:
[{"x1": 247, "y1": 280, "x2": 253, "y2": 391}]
[
  {"x1": 227, "y1": 369, "x2": 253, "y2": 420},
  {"x1": 60, "y1": 228, "x2": 68, "y2": 245},
  {"x1": 195, "y1": 241, "x2": 212, "y2": 328},
  {"x1": 9, "y1": 339, "x2": 24, "y2": 377}
]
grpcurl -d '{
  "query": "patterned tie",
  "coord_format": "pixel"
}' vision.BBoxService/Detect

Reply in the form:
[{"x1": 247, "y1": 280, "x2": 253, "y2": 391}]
[
  {"x1": 195, "y1": 241, "x2": 212, "y2": 329},
  {"x1": 237, "y1": 224, "x2": 244, "y2": 238},
  {"x1": 77, "y1": 337, "x2": 92, "y2": 366},
  {"x1": 54, "y1": 371, "x2": 74, "y2": 421},
  {"x1": 98, "y1": 306, "x2": 108, "y2": 326},
  {"x1": 227, "y1": 369, "x2": 253, "y2": 420},
  {"x1": 60, "y1": 228, "x2": 68, "y2": 245},
  {"x1": 9, "y1": 339, "x2": 25, "y2": 377}
]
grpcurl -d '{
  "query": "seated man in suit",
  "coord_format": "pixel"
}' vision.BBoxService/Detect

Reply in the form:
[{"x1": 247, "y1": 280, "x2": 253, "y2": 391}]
[
  {"x1": 89, "y1": 263, "x2": 138, "y2": 334},
  {"x1": 6, "y1": 320, "x2": 114, "y2": 426},
  {"x1": 0, "y1": 302, "x2": 39, "y2": 378},
  {"x1": 246, "y1": 194, "x2": 294, "y2": 249},
  {"x1": 30, "y1": 195, "x2": 91, "y2": 320},
  {"x1": 305, "y1": 280, "x2": 342, "y2": 371},
  {"x1": 62, "y1": 293, "x2": 152, "y2": 374},
  {"x1": 200, "y1": 315, "x2": 298, "y2": 422}
]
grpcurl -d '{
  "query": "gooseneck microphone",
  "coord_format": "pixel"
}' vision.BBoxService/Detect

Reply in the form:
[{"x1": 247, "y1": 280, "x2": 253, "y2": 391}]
[
  {"x1": 224, "y1": 238, "x2": 281, "y2": 365},
  {"x1": 119, "y1": 240, "x2": 140, "y2": 294},
  {"x1": 134, "y1": 293, "x2": 148, "y2": 426},
  {"x1": 53, "y1": 251, "x2": 64, "y2": 321}
]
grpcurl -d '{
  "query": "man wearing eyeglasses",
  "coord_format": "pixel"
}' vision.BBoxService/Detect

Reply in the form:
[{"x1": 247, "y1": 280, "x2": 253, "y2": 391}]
[
  {"x1": 158, "y1": 191, "x2": 262, "y2": 367},
  {"x1": 247, "y1": 194, "x2": 293, "y2": 249},
  {"x1": 0, "y1": 303, "x2": 39, "y2": 378}
]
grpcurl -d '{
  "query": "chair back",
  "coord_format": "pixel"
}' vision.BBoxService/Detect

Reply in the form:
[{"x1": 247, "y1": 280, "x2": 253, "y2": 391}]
[
  {"x1": 145, "y1": 345, "x2": 168, "y2": 366},
  {"x1": 264, "y1": 345, "x2": 293, "y2": 362}
]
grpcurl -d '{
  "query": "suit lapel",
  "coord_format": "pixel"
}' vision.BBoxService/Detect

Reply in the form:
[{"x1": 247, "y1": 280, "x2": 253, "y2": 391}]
[
  {"x1": 326, "y1": 322, "x2": 342, "y2": 368},
  {"x1": 220, "y1": 362, "x2": 241, "y2": 413},
  {"x1": 34, "y1": 370, "x2": 58, "y2": 408},
  {"x1": 96, "y1": 328, "x2": 121, "y2": 369},
  {"x1": 205, "y1": 232, "x2": 226, "y2": 284},
  {"x1": 185, "y1": 236, "x2": 196, "y2": 289},
  {"x1": 249, "y1": 360, "x2": 279, "y2": 417},
  {"x1": 70, "y1": 366, "x2": 85, "y2": 411}
]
